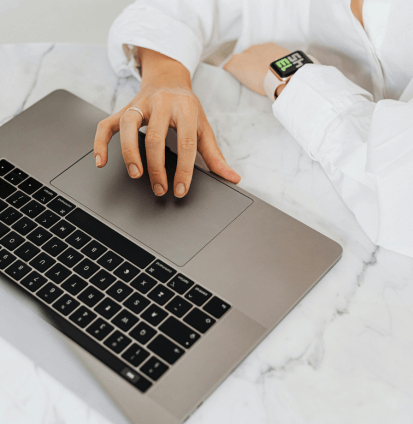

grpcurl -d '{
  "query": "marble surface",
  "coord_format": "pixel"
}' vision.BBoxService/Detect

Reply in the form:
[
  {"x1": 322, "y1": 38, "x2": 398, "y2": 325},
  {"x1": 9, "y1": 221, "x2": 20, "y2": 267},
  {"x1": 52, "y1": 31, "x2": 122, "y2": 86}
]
[{"x1": 1, "y1": 43, "x2": 413, "y2": 424}]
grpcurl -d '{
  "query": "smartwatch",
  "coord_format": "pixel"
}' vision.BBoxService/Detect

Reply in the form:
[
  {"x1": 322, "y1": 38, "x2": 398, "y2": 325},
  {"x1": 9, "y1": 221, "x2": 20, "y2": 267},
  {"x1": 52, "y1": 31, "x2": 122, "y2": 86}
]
[{"x1": 264, "y1": 50, "x2": 317, "y2": 101}]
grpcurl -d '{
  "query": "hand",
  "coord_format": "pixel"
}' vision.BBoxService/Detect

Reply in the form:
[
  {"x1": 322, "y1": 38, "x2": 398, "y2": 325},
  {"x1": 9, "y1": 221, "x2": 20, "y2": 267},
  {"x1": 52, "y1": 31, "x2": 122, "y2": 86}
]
[
  {"x1": 94, "y1": 48, "x2": 241, "y2": 198},
  {"x1": 223, "y1": 42, "x2": 290, "y2": 96}
]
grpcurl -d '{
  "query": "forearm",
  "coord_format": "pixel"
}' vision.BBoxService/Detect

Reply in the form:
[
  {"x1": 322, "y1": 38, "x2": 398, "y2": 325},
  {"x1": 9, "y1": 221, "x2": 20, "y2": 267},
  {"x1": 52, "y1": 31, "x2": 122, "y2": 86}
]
[{"x1": 140, "y1": 48, "x2": 192, "y2": 89}]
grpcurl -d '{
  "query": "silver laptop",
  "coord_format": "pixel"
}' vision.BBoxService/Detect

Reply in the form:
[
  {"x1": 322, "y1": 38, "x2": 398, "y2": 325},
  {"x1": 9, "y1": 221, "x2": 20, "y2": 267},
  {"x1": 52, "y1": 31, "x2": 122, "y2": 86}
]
[{"x1": 0, "y1": 90, "x2": 342, "y2": 424}]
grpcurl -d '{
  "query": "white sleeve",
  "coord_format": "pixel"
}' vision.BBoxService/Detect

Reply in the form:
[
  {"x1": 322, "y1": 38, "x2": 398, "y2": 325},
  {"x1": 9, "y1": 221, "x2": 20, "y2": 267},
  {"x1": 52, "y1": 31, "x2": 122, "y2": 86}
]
[
  {"x1": 107, "y1": 0, "x2": 242, "y2": 80},
  {"x1": 272, "y1": 64, "x2": 413, "y2": 257}
]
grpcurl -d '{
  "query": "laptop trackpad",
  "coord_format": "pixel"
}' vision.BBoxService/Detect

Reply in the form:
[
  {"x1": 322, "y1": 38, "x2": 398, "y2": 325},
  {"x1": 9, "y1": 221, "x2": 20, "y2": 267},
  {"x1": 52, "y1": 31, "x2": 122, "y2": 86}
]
[{"x1": 51, "y1": 136, "x2": 252, "y2": 266}]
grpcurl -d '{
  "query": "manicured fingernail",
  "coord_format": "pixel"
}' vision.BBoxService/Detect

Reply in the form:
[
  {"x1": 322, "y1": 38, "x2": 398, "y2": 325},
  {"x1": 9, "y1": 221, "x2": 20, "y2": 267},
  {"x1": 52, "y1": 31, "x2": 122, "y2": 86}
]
[
  {"x1": 175, "y1": 183, "x2": 185, "y2": 197},
  {"x1": 95, "y1": 155, "x2": 101, "y2": 167},
  {"x1": 129, "y1": 164, "x2": 140, "y2": 178},
  {"x1": 153, "y1": 183, "x2": 165, "y2": 196}
]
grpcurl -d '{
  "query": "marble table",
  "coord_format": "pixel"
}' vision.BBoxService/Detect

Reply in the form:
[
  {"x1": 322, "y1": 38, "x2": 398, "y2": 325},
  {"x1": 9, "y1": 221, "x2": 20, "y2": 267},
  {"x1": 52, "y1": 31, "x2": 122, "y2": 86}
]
[{"x1": 1, "y1": 43, "x2": 413, "y2": 424}]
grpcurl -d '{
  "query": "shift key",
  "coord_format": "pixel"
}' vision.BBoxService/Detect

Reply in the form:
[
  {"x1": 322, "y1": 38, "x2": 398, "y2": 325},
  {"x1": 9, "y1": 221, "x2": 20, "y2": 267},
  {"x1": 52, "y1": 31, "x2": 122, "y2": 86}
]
[{"x1": 159, "y1": 317, "x2": 200, "y2": 349}]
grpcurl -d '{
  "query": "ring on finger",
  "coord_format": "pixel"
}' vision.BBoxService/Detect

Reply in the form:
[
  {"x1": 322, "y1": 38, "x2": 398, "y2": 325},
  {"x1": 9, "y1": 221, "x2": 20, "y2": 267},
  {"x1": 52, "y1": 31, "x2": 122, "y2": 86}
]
[{"x1": 125, "y1": 107, "x2": 144, "y2": 120}]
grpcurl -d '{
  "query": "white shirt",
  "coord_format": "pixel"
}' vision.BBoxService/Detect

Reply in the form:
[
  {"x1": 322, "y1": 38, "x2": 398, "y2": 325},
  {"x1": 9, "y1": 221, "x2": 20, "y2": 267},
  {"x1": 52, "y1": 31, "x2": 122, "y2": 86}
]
[{"x1": 107, "y1": 0, "x2": 413, "y2": 257}]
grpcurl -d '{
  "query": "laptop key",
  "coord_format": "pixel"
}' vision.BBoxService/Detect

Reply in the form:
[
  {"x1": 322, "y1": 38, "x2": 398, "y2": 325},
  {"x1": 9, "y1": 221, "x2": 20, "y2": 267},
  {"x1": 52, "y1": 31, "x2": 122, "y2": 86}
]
[
  {"x1": 81, "y1": 240, "x2": 107, "y2": 261},
  {"x1": 111, "y1": 309, "x2": 139, "y2": 332},
  {"x1": 94, "y1": 297, "x2": 122, "y2": 319},
  {"x1": 0, "y1": 160, "x2": 14, "y2": 176},
  {"x1": 69, "y1": 305, "x2": 97, "y2": 328},
  {"x1": 33, "y1": 187, "x2": 57, "y2": 204},
  {"x1": 29, "y1": 252, "x2": 56, "y2": 273},
  {"x1": 35, "y1": 210, "x2": 60, "y2": 228},
  {"x1": 141, "y1": 304, "x2": 168, "y2": 327},
  {"x1": 21, "y1": 200, "x2": 45, "y2": 218},
  {"x1": 43, "y1": 237, "x2": 68, "y2": 257},
  {"x1": 21, "y1": 271, "x2": 47, "y2": 292},
  {"x1": 66, "y1": 230, "x2": 91, "y2": 250},
  {"x1": 114, "y1": 261, "x2": 139, "y2": 283},
  {"x1": 6, "y1": 191, "x2": 30, "y2": 208},
  {"x1": 107, "y1": 281, "x2": 133, "y2": 302},
  {"x1": 37, "y1": 282, "x2": 63, "y2": 304},
  {"x1": 52, "y1": 294, "x2": 80, "y2": 316},
  {"x1": 15, "y1": 241, "x2": 40, "y2": 262},
  {"x1": 165, "y1": 295, "x2": 192, "y2": 318},
  {"x1": 45, "y1": 263, "x2": 71, "y2": 284},
  {"x1": 123, "y1": 292, "x2": 150, "y2": 315},
  {"x1": 145, "y1": 260, "x2": 176, "y2": 283},
  {"x1": 0, "y1": 200, "x2": 7, "y2": 212},
  {"x1": 47, "y1": 196, "x2": 75, "y2": 217},
  {"x1": 74, "y1": 258, "x2": 99, "y2": 279},
  {"x1": 78, "y1": 286, "x2": 104, "y2": 307},
  {"x1": 0, "y1": 207, "x2": 22, "y2": 225},
  {"x1": 5, "y1": 169, "x2": 28, "y2": 185},
  {"x1": 185, "y1": 285, "x2": 212, "y2": 306},
  {"x1": 203, "y1": 296, "x2": 231, "y2": 319},
  {"x1": 129, "y1": 322, "x2": 156, "y2": 345},
  {"x1": 130, "y1": 273, "x2": 157, "y2": 294},
  {"x1": 184, "y1": 308, "x2": 216, "y2": 334},
  {"x1": 66, "y1": 208, "x2": 155, "y2": 269},
  {"x1": 97, "y1": 251, "x2": 123, "y2": 271},
  {"x1": 147, "y1": 334, "x2": 184, "y2": 365},
  {"x1": 104, "y1": 330, "x2": 132, "y2": 354},
  {"x1": 90, "y1": 269, "x2": 116, "y2": 291},
  {"x1": 12, "y1": 216, "x2": 37, "y2": 236},
  {"x1": 18, "y1": 177, "x2": 42, "y2": 195},
  {"x1": 140, "y1": 356, "x2": 168, "y2": 381},
  {"x1": 1, "y1": 231, "x2": 24, "y2": 250},
  {"x1": 50, "y1": 220, "x2": 75, "y2": 239},
  {"x1": 147, "y1": 284, "x2": 174, "y2": 306},
  {"x1": 121, "y1": 344, "x2": 150, "y2": 367},
  {"x1": 86, "y1": 318, "x2": 114, "y2": 341},
  {"x1": 58, "y1": 247, "x2": 83, "y2": 268},
  {"x1": 5, "y1": 259, "x2": 31, "y2": 280},
  {"x1": 61, "y1": 274, "x2": 88, "y2": 295},
  {"x1": 167, "y1": 273, "x2": 194, "y2": 295},
  {"x1": 0, "y1": 178, "x2": 17, "y2": 199},
  {"x1": 0, "y1": 249, "x2": 16, "y2": 269},
  {"x1": 159, "y1": 317, "x2": 200, "y2": 348},
  {"x1": 27, "y1": 226, "x2": 52, "y2": 246},
  {"x1": 0, "y1": 222, "x2": 9, "y2": 239}
]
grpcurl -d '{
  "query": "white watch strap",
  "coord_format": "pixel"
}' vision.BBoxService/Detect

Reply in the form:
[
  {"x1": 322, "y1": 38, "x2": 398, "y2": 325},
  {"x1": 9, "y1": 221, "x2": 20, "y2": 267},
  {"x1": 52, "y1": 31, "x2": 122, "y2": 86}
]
[{"x1": 264, "y1": 69, "x2": 285, "y2": 101}]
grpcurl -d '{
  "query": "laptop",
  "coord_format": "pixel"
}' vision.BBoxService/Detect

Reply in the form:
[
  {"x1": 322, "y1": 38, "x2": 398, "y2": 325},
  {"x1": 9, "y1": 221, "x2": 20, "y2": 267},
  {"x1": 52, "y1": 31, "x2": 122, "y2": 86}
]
[{"x1": 0, "y1": 89, "x2": 342, "y2": 424}]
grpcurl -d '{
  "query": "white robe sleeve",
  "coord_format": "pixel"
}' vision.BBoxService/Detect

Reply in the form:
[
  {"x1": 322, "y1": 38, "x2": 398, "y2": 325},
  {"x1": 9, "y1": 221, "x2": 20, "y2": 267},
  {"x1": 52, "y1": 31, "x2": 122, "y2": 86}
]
[
  {"x1": 107, "y1": 0, "x2": 242, "y2": 80},
  {"x1": 273, "y1": 64, "x2": 413, "y2": 257}
]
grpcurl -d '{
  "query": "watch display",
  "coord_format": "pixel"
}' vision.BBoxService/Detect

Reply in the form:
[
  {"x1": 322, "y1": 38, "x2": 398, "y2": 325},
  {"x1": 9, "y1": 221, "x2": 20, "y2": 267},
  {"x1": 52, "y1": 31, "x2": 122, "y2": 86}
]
[{"x1": 270, "y1": 50, "x2": 313, "y2": 79}]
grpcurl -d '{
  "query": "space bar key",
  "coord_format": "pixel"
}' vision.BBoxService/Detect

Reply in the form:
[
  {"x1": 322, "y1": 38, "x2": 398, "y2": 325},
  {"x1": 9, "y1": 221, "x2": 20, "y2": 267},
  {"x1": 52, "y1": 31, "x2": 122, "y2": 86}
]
[{"x1": 66, "y1": 208, "x2": 155, "y2": 269}]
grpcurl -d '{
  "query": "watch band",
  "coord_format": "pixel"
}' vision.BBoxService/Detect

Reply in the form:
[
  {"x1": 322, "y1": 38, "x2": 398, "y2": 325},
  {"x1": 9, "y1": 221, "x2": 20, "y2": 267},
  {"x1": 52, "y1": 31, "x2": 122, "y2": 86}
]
[
  {"x1": 264, "y1": 69, "x2": 289, "y2": 101},
  {"x1": 264, "y1": 53, "x2": 320, "y2": 101}
]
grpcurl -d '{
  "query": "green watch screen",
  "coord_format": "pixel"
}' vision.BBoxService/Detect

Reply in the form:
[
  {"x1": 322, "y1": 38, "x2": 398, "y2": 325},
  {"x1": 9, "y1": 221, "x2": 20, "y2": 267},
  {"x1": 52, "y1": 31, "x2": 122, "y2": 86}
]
[{"x1": 270, "y1": 51, "x2": 313, "y2": 78}]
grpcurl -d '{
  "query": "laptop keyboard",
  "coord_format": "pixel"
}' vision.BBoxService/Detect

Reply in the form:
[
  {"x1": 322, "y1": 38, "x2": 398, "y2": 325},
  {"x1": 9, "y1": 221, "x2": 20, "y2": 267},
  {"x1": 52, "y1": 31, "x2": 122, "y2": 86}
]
[{"x1": 0, "y1": 158, "x2": 231, "y2": 393}]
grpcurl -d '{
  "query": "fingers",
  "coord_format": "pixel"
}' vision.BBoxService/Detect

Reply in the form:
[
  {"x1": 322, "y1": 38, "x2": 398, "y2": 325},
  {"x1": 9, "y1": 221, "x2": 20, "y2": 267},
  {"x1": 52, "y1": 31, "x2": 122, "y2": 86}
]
[
  {"x1": 197, "y1": 121, "x2": 241, "y2": 184},
  {"x1": 145, "y1": 111, "x2": 170, "y2": 196},
  {"x1": 94, "y1": 108, "x2": 126, "y2": 168},
  {"x1": 174, "y1": 100, "x2": 198, "y2": 198},
  {"x1": 119, "y1": 108, "x2": 145, "y2": 179}
]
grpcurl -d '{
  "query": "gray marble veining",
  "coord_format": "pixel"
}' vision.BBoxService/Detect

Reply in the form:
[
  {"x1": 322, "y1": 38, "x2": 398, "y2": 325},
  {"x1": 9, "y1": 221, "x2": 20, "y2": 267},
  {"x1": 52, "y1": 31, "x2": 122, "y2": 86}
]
[{"x1": 1, "y1": 44, "x2": 413, "y2": 424}]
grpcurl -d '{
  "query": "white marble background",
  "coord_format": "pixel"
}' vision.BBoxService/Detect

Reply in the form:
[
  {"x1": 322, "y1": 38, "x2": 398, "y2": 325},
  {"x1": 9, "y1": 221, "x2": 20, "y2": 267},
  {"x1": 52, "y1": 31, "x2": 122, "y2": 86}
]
[{"x1": 1, "y1": 43, "x2": 413, "y2": 424}]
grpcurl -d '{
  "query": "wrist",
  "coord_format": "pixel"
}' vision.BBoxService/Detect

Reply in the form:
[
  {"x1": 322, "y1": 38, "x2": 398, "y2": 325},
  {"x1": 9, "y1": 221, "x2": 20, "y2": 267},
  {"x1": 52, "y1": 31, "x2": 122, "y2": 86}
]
[{"x1": 140, "y1": 48, "x2": 192, "y2": 89}]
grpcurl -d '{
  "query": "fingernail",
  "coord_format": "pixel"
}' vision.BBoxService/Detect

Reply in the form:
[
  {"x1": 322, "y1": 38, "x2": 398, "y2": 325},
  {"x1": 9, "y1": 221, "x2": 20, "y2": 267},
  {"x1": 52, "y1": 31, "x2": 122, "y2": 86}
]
[
  {"x1": 153, "y1": 183, "x2": 165, "y2": 196},
  {"x1": 95, "y1": 155, "x2": 101, "y2": 167},
  {"x1": 175, "y1": 183, "x2": 186, "y2": 197},
  {"x1": 129, "y1": 164, "x2": 140, "y2": 178}
]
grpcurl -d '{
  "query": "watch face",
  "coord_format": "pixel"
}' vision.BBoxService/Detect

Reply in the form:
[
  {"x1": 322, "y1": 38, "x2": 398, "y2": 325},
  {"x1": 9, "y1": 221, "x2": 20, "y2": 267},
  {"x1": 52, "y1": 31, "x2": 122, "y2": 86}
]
[{"x1": 270, "y1": 51, "x2": 313, "y2": 79}]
